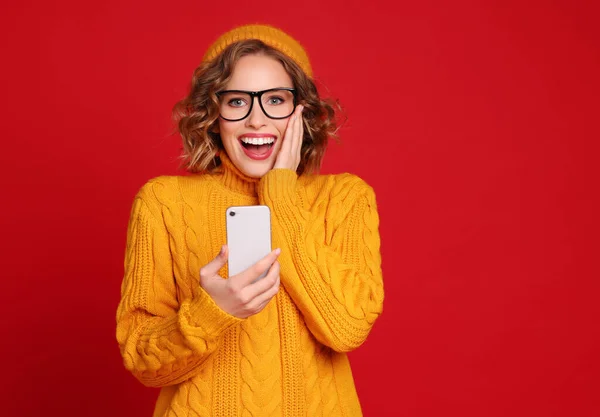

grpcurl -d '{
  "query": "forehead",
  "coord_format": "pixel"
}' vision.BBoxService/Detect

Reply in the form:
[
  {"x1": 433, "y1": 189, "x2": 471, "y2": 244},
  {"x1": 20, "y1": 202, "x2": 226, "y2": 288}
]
[{"x1": 225, "y1": 54, "x2": 293, "y2": 91}]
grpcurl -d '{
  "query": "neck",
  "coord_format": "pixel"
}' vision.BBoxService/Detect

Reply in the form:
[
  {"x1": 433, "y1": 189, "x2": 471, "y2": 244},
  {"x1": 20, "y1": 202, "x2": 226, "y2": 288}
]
[{"x1": 217, "y1": 152, "x2": 260, "y2": 196}]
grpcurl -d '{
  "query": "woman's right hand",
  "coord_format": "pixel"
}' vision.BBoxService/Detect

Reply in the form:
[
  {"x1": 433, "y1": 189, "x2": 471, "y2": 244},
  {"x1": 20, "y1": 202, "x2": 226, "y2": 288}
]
[{"x1": 199, "y1": 245, "x2": 281, "y2": 319}]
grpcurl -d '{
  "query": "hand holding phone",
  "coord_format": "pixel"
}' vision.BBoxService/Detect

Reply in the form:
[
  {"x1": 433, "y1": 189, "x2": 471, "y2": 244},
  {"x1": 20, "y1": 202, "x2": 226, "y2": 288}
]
[
  {"x1": 197, "y1": 205, "x2": 280, "y2": 319},
  {"x1": 198, "y1": 246, "x2": 281, "y2": 319}
]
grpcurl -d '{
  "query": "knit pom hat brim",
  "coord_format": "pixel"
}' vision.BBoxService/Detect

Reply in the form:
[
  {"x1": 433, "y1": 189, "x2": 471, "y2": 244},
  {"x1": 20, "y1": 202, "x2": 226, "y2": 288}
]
[{"x1": 202, "y1": 24, "x2": 312, "y2": 77}]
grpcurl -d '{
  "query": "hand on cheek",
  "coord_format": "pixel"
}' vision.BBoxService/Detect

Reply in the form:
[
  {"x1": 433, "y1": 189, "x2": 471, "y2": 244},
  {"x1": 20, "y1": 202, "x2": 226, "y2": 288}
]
[{"x1": 274, "y1": 105, "x2": 304, "y2": 172}]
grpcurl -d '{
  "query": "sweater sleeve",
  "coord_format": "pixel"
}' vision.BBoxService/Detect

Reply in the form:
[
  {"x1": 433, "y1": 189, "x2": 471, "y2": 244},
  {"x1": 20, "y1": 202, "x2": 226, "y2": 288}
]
[
  {"x1": 116, "y1": 181, "x2": 241, "y2": 387},
  {"x1": 258, "y1": 170, "x2": 384, "y2": 352}
]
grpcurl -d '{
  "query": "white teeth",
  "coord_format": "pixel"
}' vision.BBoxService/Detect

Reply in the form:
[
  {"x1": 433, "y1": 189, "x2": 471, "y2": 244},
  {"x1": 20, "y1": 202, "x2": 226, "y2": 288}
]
[{"x1": 240, "y1": 137, "x2": 275, "y2": 145}]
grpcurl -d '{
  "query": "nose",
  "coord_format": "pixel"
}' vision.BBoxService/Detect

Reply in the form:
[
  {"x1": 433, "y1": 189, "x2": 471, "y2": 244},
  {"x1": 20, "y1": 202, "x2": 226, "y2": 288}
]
[{"x1": 245, "y1": 96, "x2": 267, "y2": 129}]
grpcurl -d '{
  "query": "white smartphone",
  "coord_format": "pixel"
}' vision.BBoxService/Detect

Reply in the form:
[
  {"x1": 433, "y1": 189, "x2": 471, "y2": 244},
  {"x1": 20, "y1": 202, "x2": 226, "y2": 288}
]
[{"x1": 225, "y1": 205, "x2": 272, "y2": 279}]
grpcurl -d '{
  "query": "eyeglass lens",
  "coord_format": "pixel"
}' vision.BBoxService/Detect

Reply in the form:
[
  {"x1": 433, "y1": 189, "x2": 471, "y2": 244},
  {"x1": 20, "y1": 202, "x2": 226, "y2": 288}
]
[{"x1": 219, "y1": 89, "x2": 295, "y2": 120}]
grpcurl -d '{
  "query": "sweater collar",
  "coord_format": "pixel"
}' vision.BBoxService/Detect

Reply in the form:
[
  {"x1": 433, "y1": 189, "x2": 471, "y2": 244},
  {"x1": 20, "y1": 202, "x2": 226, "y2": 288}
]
[{"x1": 217, "y1": 152, "x2": 260, "y2": 196}]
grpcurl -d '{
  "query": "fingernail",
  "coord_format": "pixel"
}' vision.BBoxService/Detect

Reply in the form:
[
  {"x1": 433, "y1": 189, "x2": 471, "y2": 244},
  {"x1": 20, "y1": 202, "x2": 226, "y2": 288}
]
[
  {"x1": 274, "y1": 248, "x2": 281, "y2": 255},
  {"x1": 220, "y1": 245, "x2": 225, "y2": 255}
]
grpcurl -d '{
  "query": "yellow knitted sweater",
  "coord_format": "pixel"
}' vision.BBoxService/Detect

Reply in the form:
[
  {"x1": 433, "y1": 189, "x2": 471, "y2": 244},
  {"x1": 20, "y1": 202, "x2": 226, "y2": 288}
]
[{"x1": 116, "y1": 154, "x2": 384, "y2": 417}]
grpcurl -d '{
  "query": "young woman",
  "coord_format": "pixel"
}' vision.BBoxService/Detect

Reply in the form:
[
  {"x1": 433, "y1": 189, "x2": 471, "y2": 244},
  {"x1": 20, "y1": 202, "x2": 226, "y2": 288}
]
[{"x1": 116, "y1": 24, "x2": 384, "y2": 416}]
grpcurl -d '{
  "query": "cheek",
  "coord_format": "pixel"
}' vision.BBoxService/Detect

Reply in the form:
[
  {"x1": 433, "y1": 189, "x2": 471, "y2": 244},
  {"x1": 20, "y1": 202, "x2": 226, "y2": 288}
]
[
  {"x1": 275, "y1": 119, "x2": 290, "y2": 138},
  {"x1": 272, "y1": 120, "x2": 289, "y2": 152},
  {"x1": 218, "y1": 121, "x2": 238, "y2": 145}
]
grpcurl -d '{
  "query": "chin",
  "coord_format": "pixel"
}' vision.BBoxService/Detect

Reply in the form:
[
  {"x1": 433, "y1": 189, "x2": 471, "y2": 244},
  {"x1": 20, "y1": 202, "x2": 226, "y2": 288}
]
[{"x1": 240, "y1": 160, "x2": 273, "y2": 178}]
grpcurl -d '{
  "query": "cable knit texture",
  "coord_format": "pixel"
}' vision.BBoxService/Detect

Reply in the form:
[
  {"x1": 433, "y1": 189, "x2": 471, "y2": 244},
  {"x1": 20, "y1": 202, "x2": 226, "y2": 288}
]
[{"x1": 116, "y1": 153, "x2": 384, "y2": 416}]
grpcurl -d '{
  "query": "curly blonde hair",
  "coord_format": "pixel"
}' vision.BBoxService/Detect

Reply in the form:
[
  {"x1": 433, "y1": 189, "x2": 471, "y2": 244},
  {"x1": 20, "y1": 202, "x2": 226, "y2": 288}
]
[{"x1": 173, "y1": 39, "x2": 340, "y2": 175}]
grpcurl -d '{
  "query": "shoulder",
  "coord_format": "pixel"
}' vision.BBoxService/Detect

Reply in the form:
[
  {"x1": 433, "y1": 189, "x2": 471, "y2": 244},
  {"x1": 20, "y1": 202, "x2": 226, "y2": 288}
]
[
  {"x1": 133, "y1": 175, "x2": 182, "y2": 215},
  {"x1": 134, "y1": 173, "x2": 216, "y2": 212},
  {"x1": 300, "y1": 172, "x2": 376, "y2": 204},
  {"x1": 136, "y1": 175, "x2": 179, "y2": 199}
]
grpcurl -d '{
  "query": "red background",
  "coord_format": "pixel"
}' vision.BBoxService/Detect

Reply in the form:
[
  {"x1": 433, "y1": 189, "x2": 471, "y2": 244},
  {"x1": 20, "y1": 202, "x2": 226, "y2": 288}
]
[{"x1": 1, "y1": 0, "x2": 598, "y2": 416}]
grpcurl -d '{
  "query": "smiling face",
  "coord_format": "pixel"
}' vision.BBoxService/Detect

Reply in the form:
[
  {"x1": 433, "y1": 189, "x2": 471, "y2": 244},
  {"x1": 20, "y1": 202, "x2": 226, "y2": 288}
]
[{"x1": 217, "y1": 54, "x2": 294, "y2": 178}]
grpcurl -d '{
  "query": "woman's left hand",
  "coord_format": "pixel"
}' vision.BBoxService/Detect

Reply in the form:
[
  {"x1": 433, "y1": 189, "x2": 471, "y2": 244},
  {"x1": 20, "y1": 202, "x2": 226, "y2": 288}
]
[{"x1": 273, "y1": 104, "x2": 304, "y2": 172}]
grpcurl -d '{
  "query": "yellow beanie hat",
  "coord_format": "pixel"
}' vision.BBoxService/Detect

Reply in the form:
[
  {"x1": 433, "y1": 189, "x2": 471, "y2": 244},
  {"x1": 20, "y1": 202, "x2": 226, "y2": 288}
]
[{"x1": 202, "y1": 24, "x2": 313, "y2": 77}]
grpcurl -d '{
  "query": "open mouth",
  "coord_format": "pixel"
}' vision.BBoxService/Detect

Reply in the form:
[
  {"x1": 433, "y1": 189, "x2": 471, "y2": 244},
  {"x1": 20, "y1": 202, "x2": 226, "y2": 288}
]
[{"x1": 239, "y1": 136, "x2": 276, "y2": 160}]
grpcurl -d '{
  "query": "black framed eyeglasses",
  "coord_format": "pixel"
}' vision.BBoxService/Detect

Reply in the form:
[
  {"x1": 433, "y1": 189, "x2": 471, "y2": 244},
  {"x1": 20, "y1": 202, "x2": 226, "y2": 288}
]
[{"x1": 215, "y1": 88, "x2": 297, "y2": 121}]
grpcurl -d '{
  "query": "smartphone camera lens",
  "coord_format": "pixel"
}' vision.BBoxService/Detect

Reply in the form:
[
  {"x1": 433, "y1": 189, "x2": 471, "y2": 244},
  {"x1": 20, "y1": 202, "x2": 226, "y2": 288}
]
[{"x1": 229, "y1": 211, "x2": 235, "y2": 217}]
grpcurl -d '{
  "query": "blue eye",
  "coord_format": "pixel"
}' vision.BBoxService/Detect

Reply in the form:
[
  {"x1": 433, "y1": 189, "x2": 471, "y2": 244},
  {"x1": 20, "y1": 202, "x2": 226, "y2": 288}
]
[
  {"x1": 228, "y1": 98, "x2": 247, "y2": 107},
  {"x1": 266, "y1": 96, "x2": 285, "y2": 105}
]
